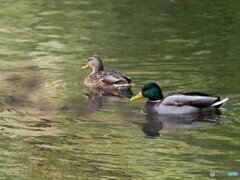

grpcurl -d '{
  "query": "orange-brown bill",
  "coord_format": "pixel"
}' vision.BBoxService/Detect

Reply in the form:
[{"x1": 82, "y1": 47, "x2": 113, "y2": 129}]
[{"x1": 81, "y1": 64, "x2": 89, "y2": 70}]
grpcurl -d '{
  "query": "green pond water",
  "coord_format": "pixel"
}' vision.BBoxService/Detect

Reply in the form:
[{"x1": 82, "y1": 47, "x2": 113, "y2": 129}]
[{"x1": 0, "y1": 0, "x2": 239, "y2": 179}]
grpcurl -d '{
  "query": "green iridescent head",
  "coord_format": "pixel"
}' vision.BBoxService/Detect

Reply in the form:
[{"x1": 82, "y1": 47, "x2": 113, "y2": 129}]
[{"x1": 130, "y1": 83, "x2": 163, "y2": 101}]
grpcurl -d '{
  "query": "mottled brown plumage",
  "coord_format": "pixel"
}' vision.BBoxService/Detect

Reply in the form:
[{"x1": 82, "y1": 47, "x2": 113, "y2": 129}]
[{"x1": 81, "y1": 54, "x2": 132, "y2": 96}]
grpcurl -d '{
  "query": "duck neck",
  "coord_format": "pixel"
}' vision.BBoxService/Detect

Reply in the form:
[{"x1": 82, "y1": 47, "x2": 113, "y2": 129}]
[
  {"x1": 149, "y1": 99, "x2": 161, "y2": 102},
  {"x1": 92, "y1": 64, "x2": 104, "y2": 73},
  {"x1": 143, "y1": 101, "x2": 158, "y2": 113}
]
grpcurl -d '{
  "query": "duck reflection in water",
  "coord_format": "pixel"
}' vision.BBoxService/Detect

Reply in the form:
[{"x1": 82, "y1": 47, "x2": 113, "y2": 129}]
[
  {"x1": 60, "y1": 87, "x2": 132, "y2": 117},
  {"x1": 133, "y1": 114, "x2": 163, "y2": 137},
  {"x1": 133, "y1": 111, "x2": 222, "y2": 137},
  {"x1": 84, "y1": 87, "x2": 132, "y2": 111}
]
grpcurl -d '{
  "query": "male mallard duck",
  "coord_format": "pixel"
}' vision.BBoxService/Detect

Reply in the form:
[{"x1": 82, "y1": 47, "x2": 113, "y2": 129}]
[
  {"x1": 130, "y1": 83, "x2": 229, "y2": 115},
  {"x1": 81, "y1": 54, "x2": 131, "y2": 95}
]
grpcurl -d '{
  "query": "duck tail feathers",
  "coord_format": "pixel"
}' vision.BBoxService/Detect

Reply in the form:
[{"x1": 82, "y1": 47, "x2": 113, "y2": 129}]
[{"x1": 211, "y1": 97, "x2": 229, "y2": 108}]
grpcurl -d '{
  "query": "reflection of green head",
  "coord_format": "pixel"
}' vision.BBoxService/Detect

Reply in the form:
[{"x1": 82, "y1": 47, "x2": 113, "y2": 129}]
[{"x1": 142, "y1": 83, "x2": 163, "y2": 101}]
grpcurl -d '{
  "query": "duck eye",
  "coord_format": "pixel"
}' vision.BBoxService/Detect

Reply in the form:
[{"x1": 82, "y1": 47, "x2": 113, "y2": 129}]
[{"x1": 142, "y1": 88, "x2": 149, "y2": 92}]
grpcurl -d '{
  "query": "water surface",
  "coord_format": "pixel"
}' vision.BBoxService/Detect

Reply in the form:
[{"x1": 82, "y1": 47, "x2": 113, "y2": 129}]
[{"x1": 0, "y1": 0, "x2": 239, "y2": 179}]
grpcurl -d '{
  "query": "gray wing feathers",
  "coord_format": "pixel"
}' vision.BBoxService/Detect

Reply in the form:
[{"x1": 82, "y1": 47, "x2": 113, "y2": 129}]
[
  {"x1": 162, "y1": 95, "x2": 219, "y2": 108},
  {"x1": 122, "y1": 75, "x2": 131, "y2": 83},
  {"x1": 102, "y1": 76, "x2": 121, "y2": 84},
  {"x1": 102, "y1": 70, "x2": 131, "y2": 84}
]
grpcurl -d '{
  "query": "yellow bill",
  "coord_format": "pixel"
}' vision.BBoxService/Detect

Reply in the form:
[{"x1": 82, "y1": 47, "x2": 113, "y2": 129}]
[
  {"x1": 81, "y1": 64, "x2": 89, "y2": 70},
  {"x1": 130, "y1": 91, "x2": 143, "y2": 101}
]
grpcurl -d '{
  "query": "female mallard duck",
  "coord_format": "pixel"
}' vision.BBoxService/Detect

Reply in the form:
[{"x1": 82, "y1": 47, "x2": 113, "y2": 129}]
[
  {"x1": 81, "y1": 54, "x2": 131, "y2": 95},
  {"x1": 130, "y1": 83, "x2": 229, "y2": 115}
]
